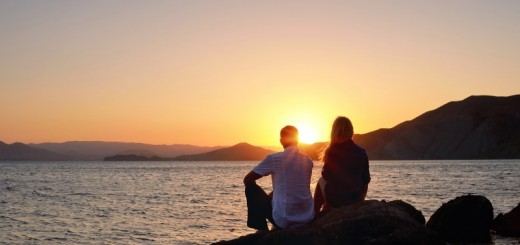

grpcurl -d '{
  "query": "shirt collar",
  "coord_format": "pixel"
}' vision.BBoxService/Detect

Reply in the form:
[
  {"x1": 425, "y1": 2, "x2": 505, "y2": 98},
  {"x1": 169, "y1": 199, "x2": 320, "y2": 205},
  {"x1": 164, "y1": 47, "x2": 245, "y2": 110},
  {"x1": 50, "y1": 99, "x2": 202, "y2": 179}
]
[{"x1": 284, "y1": 145, "x2": 299, "y2": 152}]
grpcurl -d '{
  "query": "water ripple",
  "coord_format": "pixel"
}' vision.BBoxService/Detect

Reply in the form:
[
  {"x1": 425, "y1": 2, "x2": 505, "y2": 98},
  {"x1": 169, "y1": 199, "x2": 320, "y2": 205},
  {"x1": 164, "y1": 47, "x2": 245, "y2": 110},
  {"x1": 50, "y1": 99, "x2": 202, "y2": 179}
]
[{"x1": 0, "y1": 160, "x2": 518, "y2": 244}]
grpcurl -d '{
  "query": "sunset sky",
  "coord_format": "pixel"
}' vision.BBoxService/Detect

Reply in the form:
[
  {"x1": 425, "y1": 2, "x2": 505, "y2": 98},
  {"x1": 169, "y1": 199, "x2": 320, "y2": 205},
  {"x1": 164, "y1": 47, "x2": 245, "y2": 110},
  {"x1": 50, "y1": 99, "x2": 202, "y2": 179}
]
[{"x1": 1, "y1": 1, "x2": 519, "y2": 146}]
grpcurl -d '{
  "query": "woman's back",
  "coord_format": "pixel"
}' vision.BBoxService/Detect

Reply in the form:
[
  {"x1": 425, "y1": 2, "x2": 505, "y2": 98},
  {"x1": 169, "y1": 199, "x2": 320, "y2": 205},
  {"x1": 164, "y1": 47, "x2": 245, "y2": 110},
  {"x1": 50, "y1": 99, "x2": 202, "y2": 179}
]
[{"x1": 322, "y1": 139, "x2": 370, "y2": 207}]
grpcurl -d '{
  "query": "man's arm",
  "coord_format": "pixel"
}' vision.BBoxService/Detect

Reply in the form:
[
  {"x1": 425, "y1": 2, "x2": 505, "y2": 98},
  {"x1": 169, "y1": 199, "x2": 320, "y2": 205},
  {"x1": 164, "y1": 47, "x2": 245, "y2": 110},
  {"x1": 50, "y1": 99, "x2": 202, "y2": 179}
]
[
  {"x1": 245, "y1": 154, "x2": 272, "y2": 185},
  {"x1": 243, "y1": 171, "x2": 263, "y2": 185}
]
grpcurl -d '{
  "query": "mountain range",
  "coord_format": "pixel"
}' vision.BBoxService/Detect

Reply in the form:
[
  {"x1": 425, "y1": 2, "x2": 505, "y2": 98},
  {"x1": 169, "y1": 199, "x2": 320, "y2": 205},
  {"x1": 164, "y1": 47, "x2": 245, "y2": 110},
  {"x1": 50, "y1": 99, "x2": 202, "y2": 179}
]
[
  {"x1": 27, "y1": 141, "x2": 223, "y2": 160},
  {"x1": 1, "y1": 95, "x2": 519, "y2": 161},
  {"x1": 0, "y1": 141, "x2": 68, "y2": 161},
  {"x1": 104, "y1": 142, "x2": 275, "y2": 161},
  {"x1": 354, "y1": 95, "x2": 520, "y2": 159}
]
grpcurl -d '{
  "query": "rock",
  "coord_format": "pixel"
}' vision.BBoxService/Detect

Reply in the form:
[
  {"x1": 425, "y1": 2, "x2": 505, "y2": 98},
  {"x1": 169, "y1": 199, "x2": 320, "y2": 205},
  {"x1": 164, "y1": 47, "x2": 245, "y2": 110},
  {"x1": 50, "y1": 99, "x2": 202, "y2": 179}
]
[
  {"x1": 387, "y1": 200, "x2": 426, "y2": 225},
  {"x1": 493, "y1": 202, "x2": 520, "y2": 236},
  {"x1": 214, "y1": 200, "x2": 439, "y2": 244},
  {"x1": 426, "y1": 194, "x2": 494, "y2": 243}
]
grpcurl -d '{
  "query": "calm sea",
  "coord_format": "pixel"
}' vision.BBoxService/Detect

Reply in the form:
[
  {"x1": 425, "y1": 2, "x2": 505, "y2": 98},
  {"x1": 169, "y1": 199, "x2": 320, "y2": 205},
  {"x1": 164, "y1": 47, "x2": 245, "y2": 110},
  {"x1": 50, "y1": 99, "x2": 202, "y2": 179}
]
[{"x1": 1, "y1": 160, "x2": 519, "y2": 244}]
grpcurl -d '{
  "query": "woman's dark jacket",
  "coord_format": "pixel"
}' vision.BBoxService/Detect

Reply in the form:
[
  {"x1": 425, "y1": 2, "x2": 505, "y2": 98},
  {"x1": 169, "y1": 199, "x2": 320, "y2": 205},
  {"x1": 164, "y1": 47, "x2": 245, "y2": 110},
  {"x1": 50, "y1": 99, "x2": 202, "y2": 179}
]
[{"x1": 322, "y1": 139, "x2": 371, "y2": 207}]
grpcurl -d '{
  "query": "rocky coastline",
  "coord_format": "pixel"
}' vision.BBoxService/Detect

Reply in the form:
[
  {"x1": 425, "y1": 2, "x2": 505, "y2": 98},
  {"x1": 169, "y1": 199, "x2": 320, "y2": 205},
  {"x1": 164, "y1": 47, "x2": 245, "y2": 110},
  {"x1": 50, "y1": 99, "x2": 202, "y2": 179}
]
[{"x1": 215, "y1": 195, "x2": 519, "y2": 244}]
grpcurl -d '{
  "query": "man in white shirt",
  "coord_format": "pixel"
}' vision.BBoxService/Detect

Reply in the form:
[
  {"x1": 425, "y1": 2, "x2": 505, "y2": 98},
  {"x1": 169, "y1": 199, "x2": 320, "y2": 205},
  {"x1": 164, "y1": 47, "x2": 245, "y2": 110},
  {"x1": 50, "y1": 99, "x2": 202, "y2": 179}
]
[{"x1": 243, "y1": 126, "x2": 315, "y2": 230}]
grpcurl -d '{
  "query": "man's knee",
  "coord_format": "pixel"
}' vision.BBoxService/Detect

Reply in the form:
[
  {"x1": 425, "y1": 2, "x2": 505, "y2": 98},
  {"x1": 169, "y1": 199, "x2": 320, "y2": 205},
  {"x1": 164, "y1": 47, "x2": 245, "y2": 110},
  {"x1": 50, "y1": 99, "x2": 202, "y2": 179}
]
[{"x1": 245, "y1": 183, "x2": 262, "y2": 197}]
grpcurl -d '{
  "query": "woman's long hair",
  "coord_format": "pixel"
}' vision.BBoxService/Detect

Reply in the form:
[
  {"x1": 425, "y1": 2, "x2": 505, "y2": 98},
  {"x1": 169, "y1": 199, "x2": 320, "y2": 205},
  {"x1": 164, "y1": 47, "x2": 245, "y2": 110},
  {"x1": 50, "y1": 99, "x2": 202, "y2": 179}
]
[{"x1": 321, "y1": 116, "x2": 354, "y2": 162}]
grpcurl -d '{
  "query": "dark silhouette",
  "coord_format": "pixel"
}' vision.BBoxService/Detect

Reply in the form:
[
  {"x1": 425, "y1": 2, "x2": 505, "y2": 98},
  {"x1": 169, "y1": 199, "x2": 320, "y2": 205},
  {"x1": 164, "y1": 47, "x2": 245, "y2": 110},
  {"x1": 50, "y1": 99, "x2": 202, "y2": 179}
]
[
  {"x1": 426, "y1": 195, "x2": 494, "y2": 243},
  {"x1": 243, "y1": 126, "x2": 314, "y2": 230},
  {"x1": 314, "y1": 117, "x2": 370, "y2": 214},
  {"x1": 215, "y1": 199, "x2": 437, "y2": 244},
  {"x1": 216, "y1": 195, "x2": 504, "y2": 244},
  {"x1": 493, "y1": 202, "x2": 520, "y2": 236}
]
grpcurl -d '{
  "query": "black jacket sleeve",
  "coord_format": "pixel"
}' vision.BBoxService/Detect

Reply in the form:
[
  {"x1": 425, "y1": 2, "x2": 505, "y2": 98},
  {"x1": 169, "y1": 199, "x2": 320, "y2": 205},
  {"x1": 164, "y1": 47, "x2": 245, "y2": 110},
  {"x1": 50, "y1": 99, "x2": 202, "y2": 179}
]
[{"x1": 362, "y1": 154, "x2": 371, "y2": 185}]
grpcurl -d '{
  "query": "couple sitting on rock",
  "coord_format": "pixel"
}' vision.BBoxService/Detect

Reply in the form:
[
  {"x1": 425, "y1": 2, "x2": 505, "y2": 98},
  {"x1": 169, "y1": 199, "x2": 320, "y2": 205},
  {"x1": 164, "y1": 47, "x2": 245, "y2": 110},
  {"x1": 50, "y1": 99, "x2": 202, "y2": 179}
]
[{"x1": 243, "y1": 116, "x2": 371, "y2": 230}]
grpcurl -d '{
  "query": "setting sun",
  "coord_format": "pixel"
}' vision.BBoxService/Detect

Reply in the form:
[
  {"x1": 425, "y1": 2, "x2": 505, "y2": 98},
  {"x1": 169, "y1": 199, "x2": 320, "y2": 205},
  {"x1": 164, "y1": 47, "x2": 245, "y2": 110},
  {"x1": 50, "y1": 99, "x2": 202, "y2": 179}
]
[
  {"x1": 295, "y1": 123, "x2": 320, "y2": 144},
  {"x1": 275, "y1": 112, "x2": 330, "y2": 145}
]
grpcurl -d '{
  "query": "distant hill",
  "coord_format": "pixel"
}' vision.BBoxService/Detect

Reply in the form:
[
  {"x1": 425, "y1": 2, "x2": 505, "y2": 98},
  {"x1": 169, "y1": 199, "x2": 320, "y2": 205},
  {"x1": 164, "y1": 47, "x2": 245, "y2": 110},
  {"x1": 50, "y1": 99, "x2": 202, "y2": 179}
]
[
  {"x1": 30, "y1": 141, "x2": 223, "y2": 160},
  {"x1": 299, "y1": 142, "x2": 328, "y2": 160},
  {"x1": 116, "y1": 149, "x2": 158, "y2": 157},
  {"x1": 172, "y1": 142, "x2": 275, "y2": 161},
  {"x1": 354, "y1": 95, "x2": 520, "y2": 159},
  {"x1": 5, "y1": 95, "x2": 520, "y2": 161},
  {"x1": 0, "y1": 141, "x2": 68, "y2": 161}
]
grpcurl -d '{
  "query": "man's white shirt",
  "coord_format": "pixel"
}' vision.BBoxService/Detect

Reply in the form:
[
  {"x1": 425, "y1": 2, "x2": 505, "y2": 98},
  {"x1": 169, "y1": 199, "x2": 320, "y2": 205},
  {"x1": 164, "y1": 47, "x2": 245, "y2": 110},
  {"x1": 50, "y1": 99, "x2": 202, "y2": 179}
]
[{"x1": 252, "y1": 146, "x2": 314, "y2": 229}]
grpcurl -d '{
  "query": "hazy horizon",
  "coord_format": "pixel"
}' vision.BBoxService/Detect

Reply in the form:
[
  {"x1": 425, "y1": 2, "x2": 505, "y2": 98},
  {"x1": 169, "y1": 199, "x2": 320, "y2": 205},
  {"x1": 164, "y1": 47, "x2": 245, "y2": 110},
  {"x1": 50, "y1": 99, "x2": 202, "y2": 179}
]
[
  {"x1": 2, "y1": 1, "x2": 519, "y2": 146},
  {"x1": 3, "y1": 138, "x2": 302, "y2": 150}
]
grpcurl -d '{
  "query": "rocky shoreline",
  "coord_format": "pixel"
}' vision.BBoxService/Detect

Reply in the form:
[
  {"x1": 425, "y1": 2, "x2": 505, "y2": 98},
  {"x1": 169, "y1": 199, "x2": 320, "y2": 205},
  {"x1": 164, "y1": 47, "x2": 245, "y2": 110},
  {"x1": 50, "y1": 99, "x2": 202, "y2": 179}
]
[{"x1": 215, "y1": 195, "x2": 519, "y2": 244}]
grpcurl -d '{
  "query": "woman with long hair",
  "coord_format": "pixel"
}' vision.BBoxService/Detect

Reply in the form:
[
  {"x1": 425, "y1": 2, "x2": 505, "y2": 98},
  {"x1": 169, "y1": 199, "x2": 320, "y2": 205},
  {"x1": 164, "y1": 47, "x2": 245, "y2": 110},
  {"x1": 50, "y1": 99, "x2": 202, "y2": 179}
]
[{"x1": 314, "y1": 116, "x2": 371, "y2": 214}]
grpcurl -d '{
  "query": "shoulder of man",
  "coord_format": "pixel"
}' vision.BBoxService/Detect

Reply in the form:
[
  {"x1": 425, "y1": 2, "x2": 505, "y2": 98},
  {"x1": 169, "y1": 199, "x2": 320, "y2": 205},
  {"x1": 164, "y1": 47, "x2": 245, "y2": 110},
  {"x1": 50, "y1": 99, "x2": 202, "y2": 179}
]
[
  {"x1": 297, "y1": 151, "x2": 314, "y2": 163},
  {"x1": 268, "y1": 151, "x2": 285, "y2": 161}
]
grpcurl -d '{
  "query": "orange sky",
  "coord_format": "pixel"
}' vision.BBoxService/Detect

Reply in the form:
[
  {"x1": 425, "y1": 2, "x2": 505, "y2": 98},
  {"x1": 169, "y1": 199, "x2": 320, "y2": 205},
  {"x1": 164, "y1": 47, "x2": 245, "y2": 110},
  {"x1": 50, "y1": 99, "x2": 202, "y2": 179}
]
[{"x1": 1, "y1": 1, "x2": 519, "y2": 146}]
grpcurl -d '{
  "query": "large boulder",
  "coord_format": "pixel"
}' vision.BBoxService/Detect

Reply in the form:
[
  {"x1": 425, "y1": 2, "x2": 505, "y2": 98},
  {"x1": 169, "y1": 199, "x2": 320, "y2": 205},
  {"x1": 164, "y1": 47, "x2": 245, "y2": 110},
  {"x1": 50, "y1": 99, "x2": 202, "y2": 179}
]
[
  {"x1": 387, "y1": 200, "x2": 426, "y2": 225},
  {"x1": 214, "y1": 200, "x2": 439, "y2": 244},
  {"x1": 426, "y1": 195, "x2": 494, "y2": 243},
  {"x1": 493, "y1": 202, "x2": 520, "y2": 236}
]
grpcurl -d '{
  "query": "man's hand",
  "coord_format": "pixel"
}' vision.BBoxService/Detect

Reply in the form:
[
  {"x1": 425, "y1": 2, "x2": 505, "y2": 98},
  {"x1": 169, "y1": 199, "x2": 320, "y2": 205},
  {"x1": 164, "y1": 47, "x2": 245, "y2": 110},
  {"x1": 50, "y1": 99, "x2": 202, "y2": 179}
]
[{"x1": 243, "y1": 171, "x2": 262, "y2": 186}]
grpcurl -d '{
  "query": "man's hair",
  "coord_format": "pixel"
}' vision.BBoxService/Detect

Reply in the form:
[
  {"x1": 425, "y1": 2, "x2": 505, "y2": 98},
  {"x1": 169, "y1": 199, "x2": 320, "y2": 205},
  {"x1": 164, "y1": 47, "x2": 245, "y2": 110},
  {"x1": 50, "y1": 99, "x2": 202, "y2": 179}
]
[{"x1": 280, "y1": 125, "x2": 299, "y2": 140}]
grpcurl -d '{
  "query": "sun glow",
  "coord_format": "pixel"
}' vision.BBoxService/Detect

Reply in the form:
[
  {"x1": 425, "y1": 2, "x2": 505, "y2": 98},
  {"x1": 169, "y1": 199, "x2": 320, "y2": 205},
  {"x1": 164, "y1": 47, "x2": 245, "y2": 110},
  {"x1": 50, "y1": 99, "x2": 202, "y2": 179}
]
[
  {"x1": 295, "y1": 123, "x2": 320, "y2": 144},
  {"x1": 276, "y1": 112, "x2": 330, "y2": 145}
]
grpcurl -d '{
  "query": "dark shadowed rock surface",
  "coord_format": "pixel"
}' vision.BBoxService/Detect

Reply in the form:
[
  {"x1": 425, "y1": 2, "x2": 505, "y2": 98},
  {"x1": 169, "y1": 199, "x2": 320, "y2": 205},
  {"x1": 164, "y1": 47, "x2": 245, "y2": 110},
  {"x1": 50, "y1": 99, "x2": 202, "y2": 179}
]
[
  {"x1": 493, "y1": 202, "x2": 520, "y2": 236},
  {"x1": 426, "y1": 194, "x2": 494, "y2": 243},
  {"x1": 387, "y1": 200, "x2": 426, "y2": 225},
  {"x1": 214, "y1": 200, "x2": 440, "y2": 245}
]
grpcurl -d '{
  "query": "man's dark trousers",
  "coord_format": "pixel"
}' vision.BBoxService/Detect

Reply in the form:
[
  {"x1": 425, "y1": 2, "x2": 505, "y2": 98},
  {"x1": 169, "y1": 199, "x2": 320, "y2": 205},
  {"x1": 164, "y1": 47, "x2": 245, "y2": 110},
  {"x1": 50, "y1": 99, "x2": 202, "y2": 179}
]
[{"x1": 245, "y1": 184, "x2": 277, "y2": 230}]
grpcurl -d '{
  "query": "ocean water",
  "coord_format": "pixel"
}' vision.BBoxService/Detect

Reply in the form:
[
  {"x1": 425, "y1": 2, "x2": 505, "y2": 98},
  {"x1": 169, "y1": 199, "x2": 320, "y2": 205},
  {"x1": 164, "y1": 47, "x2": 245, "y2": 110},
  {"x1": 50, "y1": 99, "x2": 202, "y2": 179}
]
[{"x1": 0, "y1": 160, "x2": 519, "y2": 244}]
